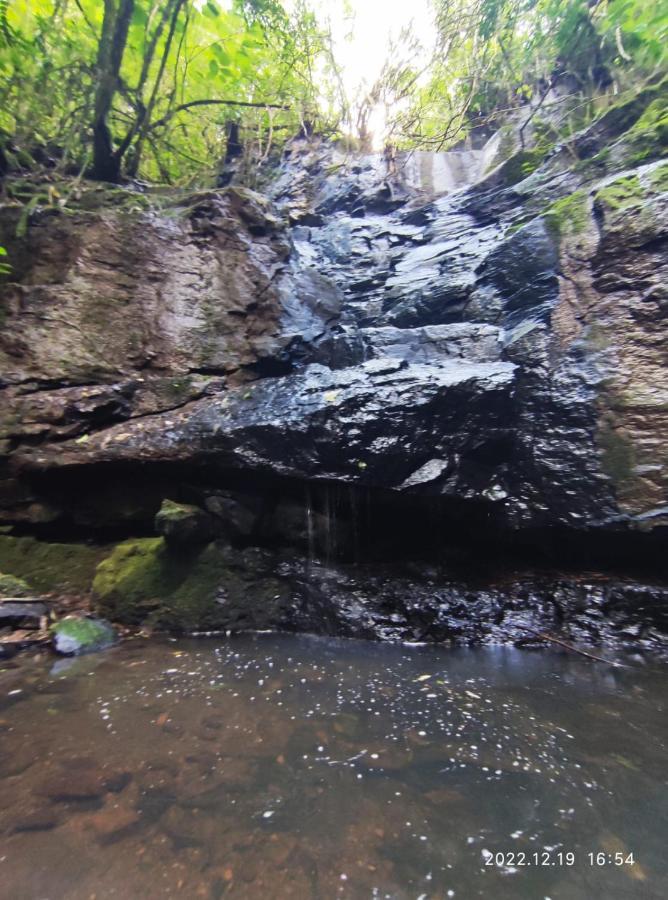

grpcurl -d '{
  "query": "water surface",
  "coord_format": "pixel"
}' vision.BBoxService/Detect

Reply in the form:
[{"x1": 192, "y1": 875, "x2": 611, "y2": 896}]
[{"x1": 0, "y1": 635, "x2": 666, "y2": 899}]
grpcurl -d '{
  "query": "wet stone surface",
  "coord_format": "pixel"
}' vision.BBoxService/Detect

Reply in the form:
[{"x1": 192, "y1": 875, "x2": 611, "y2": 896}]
[{"x1": 0, "y1": 634, "x2": 666, "y2": 899}]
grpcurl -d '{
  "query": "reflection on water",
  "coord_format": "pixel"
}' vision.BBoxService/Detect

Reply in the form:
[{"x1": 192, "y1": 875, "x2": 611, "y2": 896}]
[{"x1": 0, "y1": 635, "x2": 666, "y2": 899}]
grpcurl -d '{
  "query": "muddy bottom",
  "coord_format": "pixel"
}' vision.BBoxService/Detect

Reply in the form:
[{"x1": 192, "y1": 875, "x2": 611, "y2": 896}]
[{"x1": 0, "y1": 635, "x2": 666, "y2": 899}]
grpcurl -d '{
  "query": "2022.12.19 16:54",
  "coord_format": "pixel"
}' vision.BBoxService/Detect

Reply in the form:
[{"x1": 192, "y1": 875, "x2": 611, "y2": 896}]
[{"x1": 483, "y1": 850, "x2": 636, "y2": 867}]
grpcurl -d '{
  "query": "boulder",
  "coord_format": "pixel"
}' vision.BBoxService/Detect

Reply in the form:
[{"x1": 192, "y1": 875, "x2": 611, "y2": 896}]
[
  {"x1": 155, "y1": 500, "x2": 216, "y2": 547},
  {"x1": 51, "y1": 616, "x2": 117, "y2": 655}
]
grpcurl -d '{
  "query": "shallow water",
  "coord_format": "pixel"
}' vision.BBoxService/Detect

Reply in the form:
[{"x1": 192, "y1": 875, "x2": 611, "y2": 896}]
[{"x1": 0, "y1": 635, "x2": 666, "y2": 900}]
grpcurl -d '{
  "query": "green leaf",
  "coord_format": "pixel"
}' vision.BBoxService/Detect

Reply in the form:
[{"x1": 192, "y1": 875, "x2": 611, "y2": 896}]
[
  {"x1": 208, "y1": 58, "x2": 219, "y2": 76},
  {"x1": 131, "y1": 5, "x2": 148, "y2": 28},
  {"x1": 212, "y1": 43, "x2": 231, "y2": 65},
  {"x1": 203, "y1": 1, "x2": 220, "y2": 18}
]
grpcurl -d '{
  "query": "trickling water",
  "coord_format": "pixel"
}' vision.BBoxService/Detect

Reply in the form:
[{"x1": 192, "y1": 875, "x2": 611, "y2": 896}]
[
  {"x1": 305, "y1": 485, "x2": 315, "y2": 566},
  {"x1": 323, "y1": 485, "x2": 333, "y2": 564},
  {"x1": 0, "y1": 636, "x2": 666, "y2": 899},
  {"x1": 348, "y1": 485, "x2": 360, "y2": 563}
]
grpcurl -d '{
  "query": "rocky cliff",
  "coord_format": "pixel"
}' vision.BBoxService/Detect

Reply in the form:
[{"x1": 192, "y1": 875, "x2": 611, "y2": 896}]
[{"x1": 1, "y1": 82, "x2": 667, "y2": 648}]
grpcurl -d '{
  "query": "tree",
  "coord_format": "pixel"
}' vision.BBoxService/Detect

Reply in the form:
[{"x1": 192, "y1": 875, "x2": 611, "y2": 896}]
[
  {"x1": 0, "y1": 0, "x2": 333, "y2": 184},
  {"x1": 92, "y1": 0, "x2": 136, "y2": 181}
]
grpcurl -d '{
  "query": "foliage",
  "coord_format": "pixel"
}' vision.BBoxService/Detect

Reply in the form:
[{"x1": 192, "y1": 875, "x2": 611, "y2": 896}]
[
  {"x1": 396, "y1": 0, "x2": 668, "y2": 150},
  {"x1": 0, "y1": 0, "x2": 336, "y2": 184},
  {"x1": 0, "y1": 1, "x2": 665, "y2": 183}
]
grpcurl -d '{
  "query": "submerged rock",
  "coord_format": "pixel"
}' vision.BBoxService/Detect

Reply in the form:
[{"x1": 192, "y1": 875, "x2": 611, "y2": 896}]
[{"x1": 51, "y1": 616, "x2": 117, "y2": 656}]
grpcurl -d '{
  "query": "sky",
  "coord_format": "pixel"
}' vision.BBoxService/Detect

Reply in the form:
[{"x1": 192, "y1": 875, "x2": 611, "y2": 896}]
[
  {"x1": 212, "y1": 0, "x2": 438, "y2": 146},
  {"x1": 301, "y1": 0, "x2": 437, "y2": 146},
  {"x1": 318, "y1": 0, "x2": 435, "y2": 97}
]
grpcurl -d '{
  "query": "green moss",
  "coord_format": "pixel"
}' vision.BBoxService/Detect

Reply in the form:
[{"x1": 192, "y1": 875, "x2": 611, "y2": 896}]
[
  {"x1": 628, "y1": 98, "x2": 668, "y2": 144},
  {"x1": 51, "y1": 616, "x2": 112, "y2": 645},
  {"x1": 0, "y1": 572, "x2": 32, "y2": 597},
  {"x1": 500, "y1": 148, "x2": 549, "y2": 186},
  {"x1": 93, "y1": 538, "x2": 180, "y2": 623},
  {"x1": 594, "y1": 174, "x2": 643, "y2": 212},
  {"x1": 646, "y1": 160, "x2": 668, "y2": 194},
  {"x1": 0, "y1": 535, "x2": 108, "y2": 593},
  {"x1": 544, "y1": 190, "x2": 590, "y2": 240},
  {"x1": 93, "y1": 537, "x2": 229, "y2": 630},
  {"x1": 156, "y1": 499, "x2": 199, "y2": 523},
  {"x1": 617, "y1": 96, "x2": 668, "y2": 166}
]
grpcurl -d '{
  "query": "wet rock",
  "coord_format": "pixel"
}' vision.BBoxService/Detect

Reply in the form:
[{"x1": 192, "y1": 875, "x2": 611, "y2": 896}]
[
  {"x1": 1, "y1": 91, "x2": 667, "y2": 649},
  {"x1": 155, "y1": 500, "x2": 217, "y2": 547},
  {"x1": 86, "y1": 534, "x2": 668, "y2": 650},
  {"x1": 35, "y1": 769, "x2": 106, "y2": 804},
  {"x1": 0, "y1": 599, "x2": 48, "y2": 620},
  {"x1": 204, "y1": 491, "x2": 259, "y2": 538},
  {"x1": 103, "y1": 771, "x2": 133, "y2": 794},
  {"x1": 88, "y1": 802, "x2": 141, "y2": 841},
  {"x1": 51, "y1": 616, "x2": 117, "y2": 656},
  {"x1": 26, "y1": 360, "x2": 518, "y2": 511},
  {"x1": 161, "y1": 805, "x2": 224, "y2": 847},
  {"x1": 0, "y1": 187, "x2": 290, "y2": 387},
  {"x1": 11, "y1": 810, "x2": 61, "y2": 833}
]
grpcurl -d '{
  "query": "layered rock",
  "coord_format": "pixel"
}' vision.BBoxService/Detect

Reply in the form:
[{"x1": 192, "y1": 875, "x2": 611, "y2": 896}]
[{"x1": 0, "y1": 83, "x2": 666, "y2": 643}]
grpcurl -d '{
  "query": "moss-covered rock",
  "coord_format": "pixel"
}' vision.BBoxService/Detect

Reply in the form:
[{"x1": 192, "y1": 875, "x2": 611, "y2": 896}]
[
  {"x1": 0, "y1": 572, "x2": 32, "y2": 597},
  {"x1": 93, "y1": 537, "x2": 229, "y2": 630},
  {"x1": 594, "y1": 174, "x2": 644, "y2": 213},
  {"x1": 0, "y1": 535, "x2": 109, "y2": 593},
  {"x1": 496, "y1": 148, "x2": 551, "y2": 187},
  {"x1": 92, "y1": 537, "x2": 290, "y2": 633},
  {"x1": 154, "y1": 499, "x2": 216, "y2": 546},
  {"x1": 51, "y1": 616, "x2": 117, "y2": 656},
  {"x1": 647, "y1": 160, "x2": 668, "y2": 194},
  {"x1": 620, "y1": 95, "x2": 668, "y2": 166},
  {"x1": 544, "y1": 189, "x2": 590, "y2": 240}
]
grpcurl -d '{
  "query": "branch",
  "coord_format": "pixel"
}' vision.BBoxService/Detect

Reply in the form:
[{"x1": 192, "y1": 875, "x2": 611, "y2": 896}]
[
  {"x1": 149, "y1": 98, "x2": 291, "y2": 131},
  {"x1": 520, "y1": 629, "x2": 628, "y2": 667}
]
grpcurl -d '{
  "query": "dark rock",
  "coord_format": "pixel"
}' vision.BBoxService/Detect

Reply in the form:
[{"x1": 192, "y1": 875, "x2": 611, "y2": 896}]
[
  {"x1": 0, "y1": 599, "x2": 48, "y2": 620},
  {"x1": 204, "y1": 491, "x2": 260, "y2": 538},
  {"x1": 11, "y1": 811, "x2": 61, "y2": 833},
  {"x1": 35, "y1": 769, "x2": 106, "y2": 804},
  {"x1": 1, "y1": 91, "x2": 667, "y2": 648},
  {"x1": 89, "y1": 532, "x2": 668, "y2": 650},
  {"x1": 155, "y1": 500, "x2": 217, "y2": 547}
]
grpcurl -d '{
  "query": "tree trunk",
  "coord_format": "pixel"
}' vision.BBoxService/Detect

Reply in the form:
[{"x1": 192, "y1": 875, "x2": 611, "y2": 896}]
[
  {"x1": 91, "y1": 0, "x2": 135, "y2": 182},
  {"x1": 126, "y1": 0, "x2": 185, "y2": 178}
]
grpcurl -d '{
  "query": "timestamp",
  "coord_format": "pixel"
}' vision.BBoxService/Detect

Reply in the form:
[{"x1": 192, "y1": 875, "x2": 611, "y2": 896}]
[
  {"x1": 483, "y1": 850, "x2": 636, "y2": 868},
  {"x1": 588, "y1": 851, "x2": 635, "y2": 866},
  {"x1": 483, "y1": 851, "x2": 576, "y2": 867}
]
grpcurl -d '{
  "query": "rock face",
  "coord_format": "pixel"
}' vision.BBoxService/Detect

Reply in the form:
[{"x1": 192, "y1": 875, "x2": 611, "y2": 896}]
[
  {"x1": 0, "y1": 83, "x2": 667, "y2": 644},
  {"x1": 89, "y1": 535, "x2": 668, "y2": 651}
]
